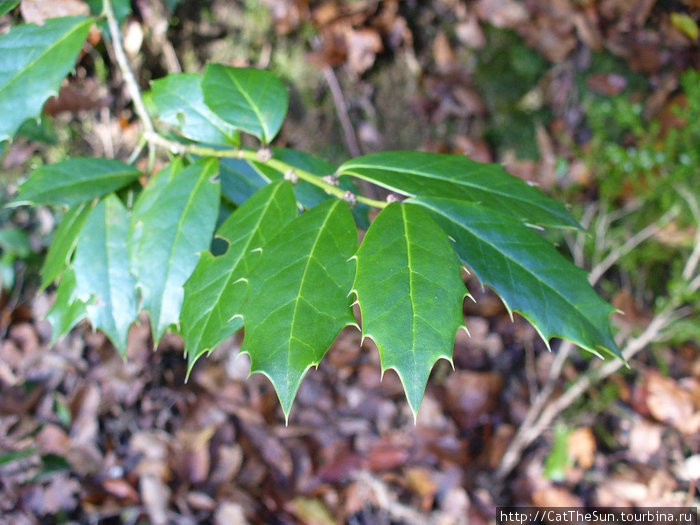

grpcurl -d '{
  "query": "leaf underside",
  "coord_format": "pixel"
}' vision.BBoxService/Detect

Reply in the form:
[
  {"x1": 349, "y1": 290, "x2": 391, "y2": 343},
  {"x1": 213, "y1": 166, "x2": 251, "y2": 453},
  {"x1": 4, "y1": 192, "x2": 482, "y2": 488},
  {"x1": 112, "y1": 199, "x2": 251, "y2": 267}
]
[
  {"x1": 353, "y1": 202, "x2": 467, "y2": 415},
  {"x1": 47, "y1": 266, "x2": 89, "y2": 343},
  {"x1": 73, "y1": 194, "x2": 137, "y2": 355},
  {"x1": 40, "y1": 201, "x2": 94, "y2": 291},
  {"x1": 240, "y1": 199, "x2": 358, "y2": 419},
  {"x1": 181, "y1": 180, "x2": 298, "y2": 373},
  {"x1": 0, "y1": 16, "x2": 92, "y2": 141}
]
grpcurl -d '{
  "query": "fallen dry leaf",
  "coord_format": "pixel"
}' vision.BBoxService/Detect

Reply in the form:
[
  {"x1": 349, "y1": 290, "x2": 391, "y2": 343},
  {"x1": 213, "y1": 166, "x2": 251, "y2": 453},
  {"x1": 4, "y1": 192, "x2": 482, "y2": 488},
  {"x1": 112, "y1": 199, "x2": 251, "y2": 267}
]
[
  {"x1": 532, "y1": 486, "x2": 583, "y2": 507},
  {"x1": 444, "y1": 370, "x2": 503, "y2": 429},
  {"x1": 140, "y1": 474, "x2": 171, "y2": 525},
  {"x1": 641, "y1": 371, "x2": 700, "y2": 435},
  {"x1": 20, "y1": 0, "x2": 89, "y2": 25},
  {"x1": 476, "y1": 0, "x2": 529, "y2": 28},
  {"x1": 627, "y1": 418, "x2": 663, "y2": 463},
  {"x1": 566, "y1": 427, "x2": 596, "y2": 469},
  {"x1": 214, "y1": 502, "x2": 249, "y2": 525}
]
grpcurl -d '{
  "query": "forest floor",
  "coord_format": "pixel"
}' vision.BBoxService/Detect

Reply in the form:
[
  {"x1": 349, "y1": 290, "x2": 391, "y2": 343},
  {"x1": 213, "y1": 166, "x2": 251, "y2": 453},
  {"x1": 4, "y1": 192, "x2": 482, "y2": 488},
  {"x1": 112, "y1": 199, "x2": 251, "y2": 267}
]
[{"x1": 0, "y1": 0, "x2": 699, "y2": 524}]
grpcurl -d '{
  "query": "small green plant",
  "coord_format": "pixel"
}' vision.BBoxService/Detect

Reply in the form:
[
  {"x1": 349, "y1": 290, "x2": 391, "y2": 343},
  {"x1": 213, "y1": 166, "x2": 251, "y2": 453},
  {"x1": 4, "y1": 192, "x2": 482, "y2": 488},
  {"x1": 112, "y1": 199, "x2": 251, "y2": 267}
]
[
  {"x1": 581, "y1": 70, "x2": 700, "y2": 340},
  {"x1": 0, "y1": 3, "x2": 621, "y2": 419}
]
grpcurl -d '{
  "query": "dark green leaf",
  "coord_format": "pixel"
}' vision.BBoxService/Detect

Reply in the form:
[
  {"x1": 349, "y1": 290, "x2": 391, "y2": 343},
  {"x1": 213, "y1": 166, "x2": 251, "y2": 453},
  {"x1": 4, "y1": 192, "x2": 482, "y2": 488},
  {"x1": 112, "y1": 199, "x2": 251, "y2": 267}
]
[
  {"x1": 353, "y1": 202, "x2": 467, "y2": 416},
  {"x1": 181, "y1": 181, "x2": 297, "y2": 372},
  {"x1": 73, "y1": 195, "x2": 137, "y2": 354},
  {"x1": 151, "y1": 73, "x2": 238, "y2": 145},
  {"x1": 0, "y1": 16, "x2": 92, "y2": 141},
  {"x1": 130, "y1": 158, "x2": 220, "y2": 343},
  {"x1": 40, "y1": 202, "x2": 94, "y2": 290},
  {"x1": 339, "y1": 151, "x2": 580, "y2": 229},
  {"x1": 202, "y1": 64, "x2": 288, "y2": 143},
  {"x1": 410, "y1": 196, "x2": 621, "y2": 359},
  {"x1": 16, "y1": 157, "x2": 141, "y2": 206},
  {"x1": 241, "y1": 199, "x2": 357, "y2": 419}
]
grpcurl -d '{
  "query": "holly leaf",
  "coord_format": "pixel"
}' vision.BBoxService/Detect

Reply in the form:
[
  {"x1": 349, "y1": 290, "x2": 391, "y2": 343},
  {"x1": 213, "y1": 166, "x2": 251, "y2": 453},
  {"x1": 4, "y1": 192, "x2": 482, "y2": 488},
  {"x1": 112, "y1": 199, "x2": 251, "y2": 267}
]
[
  {"x1": 0, "y1": 16, "x2": 92, "y2": 141},
  {"x1": 150, "y1": 73, "x2": 239, "y2": 146},
  {"x1": 241, "y1": 199, "x2": 357, "y2": 419},
  {"x1": 181, "y1": 180, "x2": 297, "y2": 373},
  {"x1": 353, "y1": 202, "x2": 467, "y2": 416},
  {"x1": 46, "y1": 266, "x2": 89, "y2": 343},
  {"x1": 73, "y1": 194, "x2": 137, "y2": 355},
  {"x1": 129, "y1": 158, "x2": 220, "y2": 344},
  {"x1": 339, "y1": 151, "x2": 580, "y2": 229},
  {"x1": 410, "y1": 196, "x2": 621, "y2": 360},
  {"x1": 15, "y1": 157, "x2": 141, "y2": 206},
  {"x1": 202, "y1": 64, "x2": 288, "y2": 143},
  {"x1": 40, "y1": 201, "x2": 94, "y2": 290}
]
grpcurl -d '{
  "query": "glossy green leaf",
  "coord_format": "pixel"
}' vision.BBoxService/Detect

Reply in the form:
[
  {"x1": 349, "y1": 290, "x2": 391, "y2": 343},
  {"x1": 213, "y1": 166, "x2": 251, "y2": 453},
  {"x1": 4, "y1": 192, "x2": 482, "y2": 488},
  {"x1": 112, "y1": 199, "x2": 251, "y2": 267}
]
[
  {"x1": 150, "y1": 73, "x2": 238, "y2": 145},
  {"x1": 130, "y1": 158, "x2": 220, "y2": 344},
  {"x1": 339, "y1": 151, "x2": 580, "y2": 229},
  {"x1": 46, "y1": 266, "x2": 88, "y2": 343},
  {"x1": 40, "y1": 202, "x2": 94, "y2": 290},
  {"x1": 16, "y1": 157, "x2": 141, "y2": 206},
  {"x1": 353, "y1": 202, "x2": 467, "y2": 416},
  {"x1": 73, "y1": 195, "x2": 137, "y2": 354},
  {"x1": 0, "y1": 1, "x2": 19, "y2": 17},
  {"x1": 0, "y1": 16, "x2": 92, "y2": 141},
  {"x1": 181, "y1": 181, "x2": 297, "y2": 372},
  {"x1": 202, "y1": 64, "x2": 288, "y2": 143},
  {"x1": 241, "y1": 199, "x2": 357, "y2": 419},
  {"x1": 410, "y1": 196, "x2": 621, "y2": 359}
]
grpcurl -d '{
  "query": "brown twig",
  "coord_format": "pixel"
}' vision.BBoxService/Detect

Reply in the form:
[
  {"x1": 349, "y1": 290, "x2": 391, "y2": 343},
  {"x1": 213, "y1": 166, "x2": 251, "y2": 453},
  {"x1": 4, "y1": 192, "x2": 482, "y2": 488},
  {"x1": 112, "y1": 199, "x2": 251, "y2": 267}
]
[
  {"x1": 103, "y1": 0, "x2": 155, "y2": 170},
  {"x1": 321, "y1": 66, "x2": 362, "y2": 158}
]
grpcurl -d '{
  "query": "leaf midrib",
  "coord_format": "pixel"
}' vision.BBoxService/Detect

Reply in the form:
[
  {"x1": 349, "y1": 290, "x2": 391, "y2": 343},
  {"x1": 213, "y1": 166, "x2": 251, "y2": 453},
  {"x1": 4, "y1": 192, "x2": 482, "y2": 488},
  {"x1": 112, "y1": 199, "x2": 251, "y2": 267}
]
[
  {"x1": 286, "y1": 202, "x2": 338, "y2": 390},
  {"x1": 157, "y1": 163, "x2": 214, "y2": 333},
  {"x1": 414, "y1": 199, "x2": 610, "y2": 347},
  {"x1": 400, "y1": 205, "x2": 419, "y2": 388}
]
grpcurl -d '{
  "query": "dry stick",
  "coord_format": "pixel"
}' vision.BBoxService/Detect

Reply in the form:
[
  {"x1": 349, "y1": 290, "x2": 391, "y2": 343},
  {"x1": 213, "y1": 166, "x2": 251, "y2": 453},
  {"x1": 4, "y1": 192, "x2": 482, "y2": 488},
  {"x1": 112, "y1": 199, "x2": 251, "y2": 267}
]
[
  {"x1": 322, "y1": 66, "x2": 362, "y2": 158},
  {"x1": 496, "y1": 305, "x2": 681, "y2": 481},
  {"x1": 320, "y1": 65, "x2": 382, "y2": 200},
  {"x1": 103, "y1": 0, "x2": 155, "y2": 169},
  {"x1": 677, "y1": 186, "x2": 700, "y2": 281},
  {"x1": 589, "y1": 207, "x2": 679, "y2": 284},
  {"x1": 495, "y1": 207, "x2": 687, "y2": 482}
]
